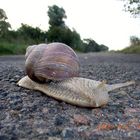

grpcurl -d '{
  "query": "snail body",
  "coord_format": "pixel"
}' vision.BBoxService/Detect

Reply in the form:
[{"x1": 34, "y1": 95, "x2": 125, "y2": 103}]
[
  {"x1": 25, "y1": 43, "x2": 80, "y2": 83},
  {"x1": 17, "y1": 76, "x2": 135, "y2": 107}
]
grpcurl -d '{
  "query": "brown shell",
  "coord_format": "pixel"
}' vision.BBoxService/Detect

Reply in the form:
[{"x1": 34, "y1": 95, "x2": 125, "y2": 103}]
[{"x1": 25, "y1": 43, "x2": 80, "y2": 82}]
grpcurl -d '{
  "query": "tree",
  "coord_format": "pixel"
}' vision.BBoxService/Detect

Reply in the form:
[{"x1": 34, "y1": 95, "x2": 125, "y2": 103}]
[
  {"x1": 0, "y1": 8, "x2": 7, "y2": 20},
  {"x1": 83, "y1": 39, "x2": 108, "y2": 52},
  {"x1": 122, "y1": 0, "x2": 140, "y2": 16},
  {"x1": 83, "y1": 39, "x2": 100, "y2": 52},
  {"x1": 47, "y1": 5, "x2": 67, "y2": 27},
  {"x1": 47, "y1": 5, "x2": 108, "y2": 52},
  {"x1": 99, "y1": 44, "x2": 109, "y2": 51},
  {"x1": 47, "y1": 26, "x2": 83, "y2": 50},
  {"x1": 130, "y1": 36, "x2": 140, "y2": 46},
  {"x1": 47, "y1": 26, "x2": 71, "y2": 44},
  {"x1": 17, "y1": 24, "x2": 47, "y2": 43},
  {"x1": 0, "y1": 8, "x2": 11, "y2": 37},
  {"x1": 47, "y1": 5, "x2": 83, "y2": 51}
]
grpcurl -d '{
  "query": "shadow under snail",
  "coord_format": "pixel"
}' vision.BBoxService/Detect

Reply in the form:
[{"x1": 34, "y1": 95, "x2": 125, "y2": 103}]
[{"x1": 17, "y1": 42, "x2": 135, "y2": 108}]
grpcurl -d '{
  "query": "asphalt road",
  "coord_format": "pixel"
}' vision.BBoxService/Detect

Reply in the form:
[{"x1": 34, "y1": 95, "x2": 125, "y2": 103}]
[{"x1": 0, "y1": 53, "x2": 140, "y2": 140}]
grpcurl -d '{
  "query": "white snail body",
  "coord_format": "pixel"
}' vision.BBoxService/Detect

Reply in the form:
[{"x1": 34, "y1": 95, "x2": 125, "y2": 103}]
[{"x1": 17, "y1": 76, "x2": 135, "y2": 107}]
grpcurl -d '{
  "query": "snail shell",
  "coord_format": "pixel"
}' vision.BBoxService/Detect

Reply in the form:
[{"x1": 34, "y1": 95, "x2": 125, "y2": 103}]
[{"x1": 25, "y1": 43, "x2": 80, "y2": 83}]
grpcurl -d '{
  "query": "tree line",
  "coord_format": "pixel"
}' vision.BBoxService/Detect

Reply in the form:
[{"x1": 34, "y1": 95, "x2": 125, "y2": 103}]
[{"x1": 1, "y1": 5, "x2": 109, "y2": 53}]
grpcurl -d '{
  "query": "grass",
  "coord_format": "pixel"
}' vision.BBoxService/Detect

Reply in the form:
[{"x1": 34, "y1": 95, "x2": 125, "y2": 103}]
[
  {"x1": 0, "y1": 42, "x2": 27, "y2": 55},
  {"x1": 120, "y1": 45, "x2": 140, "y2": 54},
  {"x1": 1, "y1": 41, "x2": 140, "y2": 55}
]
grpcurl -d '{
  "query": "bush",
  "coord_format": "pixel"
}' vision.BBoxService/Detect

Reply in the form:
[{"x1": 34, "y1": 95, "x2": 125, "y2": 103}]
[
  {"x1": 0, "y1": 42, "x2": 27, "y2": 55},
  {"x1": 83, "y1": 39, "x2": 108, "y2": 52},
  {"x1": 47, "y1": 26, "x2": 83, "y2": 51},
  {"x1": 17, "y1": 24, "x2": 47, "y2": 44},
  {"x1": 121, "y1": 45, "x2": 140, "y2": 54}
]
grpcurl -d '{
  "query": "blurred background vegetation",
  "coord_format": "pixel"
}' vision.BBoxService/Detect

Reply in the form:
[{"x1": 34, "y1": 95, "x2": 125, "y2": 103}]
[
  {"x1": 119, "y1": 0, "x2": 140, "y2": 53},
  {"x1": 0, "y1": 5, "x2": 108, "y2": 55},
  {"x1": 0, "y1": 1, "x2": 140, "y2": 55}
]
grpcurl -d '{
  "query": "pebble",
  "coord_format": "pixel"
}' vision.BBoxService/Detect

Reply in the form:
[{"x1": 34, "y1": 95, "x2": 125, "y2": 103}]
[
  {"x1": 62, "y1": 127, "x2": 75, "y2": 138},
  {"x1": 47, "y1": 128, "x2": 62, "y2": 136},
  {"x1": 48, "y1": 137, "x2": 61, "y2": 140},
  {"x1": 54, "y1": 114, "x2": 69, "y2": 126},
  {"x1": 9, "y1": 78, "x2": 15, "y2": 83},
  {"x1": 73, "y1": 114, "x2": 90, "y2": 125}
]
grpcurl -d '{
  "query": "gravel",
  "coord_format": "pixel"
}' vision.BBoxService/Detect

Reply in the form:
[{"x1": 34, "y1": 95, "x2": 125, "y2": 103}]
[{"x1": 0, "y1": 53, "x2": 140, "y2": 140}]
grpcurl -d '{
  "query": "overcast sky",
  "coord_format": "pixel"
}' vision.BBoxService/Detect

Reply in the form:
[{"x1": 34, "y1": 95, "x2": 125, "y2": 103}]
[{"x1": 1, "y1": 0, "x2": 140, "y2": 50}]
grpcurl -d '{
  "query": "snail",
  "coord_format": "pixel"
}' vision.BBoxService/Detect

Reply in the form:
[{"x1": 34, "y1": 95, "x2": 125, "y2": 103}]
[
  {"x1": 25, "y1": 43, "x2": 80, "y2": 82},
  {"x1": 17, "y1": 76, "x2": 135, "y2": 107},
  {"x1": 17, "y1": 42, "x2": 135, "y2": 108}
]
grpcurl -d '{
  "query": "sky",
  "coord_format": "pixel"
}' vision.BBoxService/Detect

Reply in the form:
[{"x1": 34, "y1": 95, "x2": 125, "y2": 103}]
[{"x1": 0, "y1": 0, "x2": 140, "y2": 50}]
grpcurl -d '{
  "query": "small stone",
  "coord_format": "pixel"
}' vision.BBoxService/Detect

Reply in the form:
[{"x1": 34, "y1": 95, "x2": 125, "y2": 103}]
[
  {"x1": 14, "y1": 75, "x2": 20, "y2": 79},
  {"x1": 36, "y1": 128, "x2": 48, "y2": 134},
  {"x1": 48, "y1": 137, "x2": 61, "y2": 140},
  {"x1": 47, "y1": 128, "x2": 62, "y2": 136},
  {"x1": 54, "y1": 115, "x2": 69, "y2": 126},
  {"x1": 62, "y1": 128, "x2": 75, "y2": 138},
  {"x1": 73, "y1": 114, "x2": 90, "y2": 125},
  {"x1": 14, "y1": 75, "x2": 20, "y2": 82},
  {"x1": 77, "y1": 126, "x2": 88, "y2": 132},
  {"x1": 9, "y1": 78, "x2": 15, "y2": 83},
  {"x1": 42, "y1": 107, "x2": 48, "y2": 114},
  {"x1": 20, "y1": 92, "x2": 27, "y2": 96}
]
